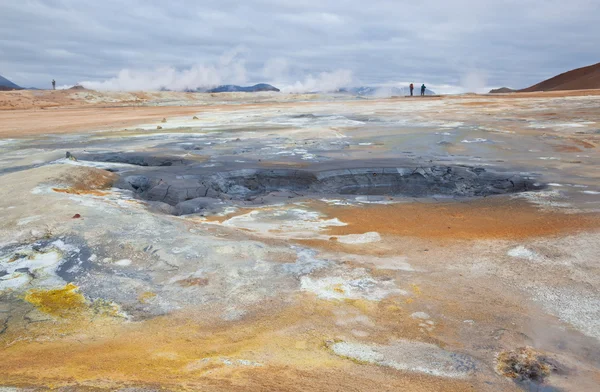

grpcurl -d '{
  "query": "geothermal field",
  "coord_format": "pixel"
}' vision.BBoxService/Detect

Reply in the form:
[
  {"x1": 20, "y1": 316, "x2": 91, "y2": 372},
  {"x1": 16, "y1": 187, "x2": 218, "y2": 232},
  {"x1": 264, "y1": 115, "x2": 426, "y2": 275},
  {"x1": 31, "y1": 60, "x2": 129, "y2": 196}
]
[{"x1": 0, "y1": 89, "x2": 599, "y2": 391}]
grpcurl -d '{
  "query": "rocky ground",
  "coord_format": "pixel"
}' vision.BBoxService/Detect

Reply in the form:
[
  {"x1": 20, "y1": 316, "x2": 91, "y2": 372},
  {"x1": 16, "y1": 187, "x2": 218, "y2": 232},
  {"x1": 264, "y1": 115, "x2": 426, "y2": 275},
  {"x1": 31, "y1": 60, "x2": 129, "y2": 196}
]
[{"x1": 0, "y1": 89, "x2": 599, "y2": 391}]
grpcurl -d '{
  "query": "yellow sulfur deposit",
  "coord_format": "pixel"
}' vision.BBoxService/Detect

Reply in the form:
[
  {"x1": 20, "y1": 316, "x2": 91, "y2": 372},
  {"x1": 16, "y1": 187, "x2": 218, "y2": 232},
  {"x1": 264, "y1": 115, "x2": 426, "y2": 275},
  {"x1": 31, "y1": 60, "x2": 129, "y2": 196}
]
[{"x1": 24, "y1": 283, "x2": 87, "y2": 317}]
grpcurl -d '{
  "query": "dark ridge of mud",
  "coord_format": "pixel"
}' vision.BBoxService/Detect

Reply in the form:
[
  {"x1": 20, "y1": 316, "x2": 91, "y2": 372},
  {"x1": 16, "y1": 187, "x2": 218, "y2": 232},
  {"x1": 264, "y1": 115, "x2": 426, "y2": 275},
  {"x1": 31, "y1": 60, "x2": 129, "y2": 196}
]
[
  {"x1": 115, "y1": 165, "x2": 544, "y2": 215},
  {"x1": 76, "y1": 152, "x2": 194, "y2": 167},
  {"x1": 0, "y1": 163, "x2": 44, "y2": 175}
]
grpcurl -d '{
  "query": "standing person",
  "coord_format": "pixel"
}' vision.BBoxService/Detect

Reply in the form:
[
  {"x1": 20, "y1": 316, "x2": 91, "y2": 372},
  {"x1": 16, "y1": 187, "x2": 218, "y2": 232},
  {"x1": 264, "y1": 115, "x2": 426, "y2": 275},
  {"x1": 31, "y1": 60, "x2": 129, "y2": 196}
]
[
  {"x1": 409, "y1": 83, "x2": 414, "y2": 96},
  {"x1": 421, "y1": 84, "x2": 426, "y2": 96},
  {"x1": 52, "y1": 79, "x2": 56, "y2": 90}
]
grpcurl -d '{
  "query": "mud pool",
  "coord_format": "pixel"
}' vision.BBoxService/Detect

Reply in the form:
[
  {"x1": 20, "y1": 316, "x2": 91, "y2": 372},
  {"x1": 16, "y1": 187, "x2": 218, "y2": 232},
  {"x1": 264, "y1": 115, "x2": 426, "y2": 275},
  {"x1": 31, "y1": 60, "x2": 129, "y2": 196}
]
[{"x1": 0, "y1": 92, "x2": 599, "y2": 391}]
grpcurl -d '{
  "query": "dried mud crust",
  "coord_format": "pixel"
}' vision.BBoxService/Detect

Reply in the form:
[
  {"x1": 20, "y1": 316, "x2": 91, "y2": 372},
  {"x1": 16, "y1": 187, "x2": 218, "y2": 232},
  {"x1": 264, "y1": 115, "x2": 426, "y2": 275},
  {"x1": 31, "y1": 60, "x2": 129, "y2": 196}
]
[{"x1": 111, "y1": 164, "x2": 542, "y2": 214}]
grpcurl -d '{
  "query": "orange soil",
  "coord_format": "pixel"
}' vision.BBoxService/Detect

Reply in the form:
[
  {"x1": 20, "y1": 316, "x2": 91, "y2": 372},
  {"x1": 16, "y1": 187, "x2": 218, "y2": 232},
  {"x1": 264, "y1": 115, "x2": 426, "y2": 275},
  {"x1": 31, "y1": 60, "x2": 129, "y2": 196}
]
[
  {"x1": 51, "y1": 167, "x2": 117, "y2": 196},
  {"x1": 0, "y1": 106, "x2": 206, "y2": 138},
  {"x1": 571, "y1": 138, "x2": 596, "y2": 149},
  {"x1": 0, "y1": 294, "x2": 488, "y2": 391},
  {"x1": 309, "y1": 198, "x2": 600, "y2": 241},
  {"x1": 553, "y1": 145, "x2": 583, "y2": 153}
]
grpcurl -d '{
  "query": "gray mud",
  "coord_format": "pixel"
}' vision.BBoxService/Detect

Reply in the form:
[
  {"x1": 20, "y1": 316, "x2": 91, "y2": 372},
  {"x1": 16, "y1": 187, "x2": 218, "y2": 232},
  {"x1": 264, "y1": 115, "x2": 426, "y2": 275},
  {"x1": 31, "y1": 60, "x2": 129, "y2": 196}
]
[
  {"x1": 105, "y1": 160, "x2": 543, "y2": 216},
  {"x1": 71, "y1": 152, "x2": 544, "y2": 214}
]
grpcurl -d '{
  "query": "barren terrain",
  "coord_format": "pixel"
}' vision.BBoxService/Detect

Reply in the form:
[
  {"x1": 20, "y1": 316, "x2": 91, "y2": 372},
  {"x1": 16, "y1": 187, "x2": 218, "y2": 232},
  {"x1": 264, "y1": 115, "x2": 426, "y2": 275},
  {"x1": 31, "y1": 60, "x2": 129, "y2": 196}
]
[{"x1": 0, "y1": 88, "x2": 599, "y2": 391}]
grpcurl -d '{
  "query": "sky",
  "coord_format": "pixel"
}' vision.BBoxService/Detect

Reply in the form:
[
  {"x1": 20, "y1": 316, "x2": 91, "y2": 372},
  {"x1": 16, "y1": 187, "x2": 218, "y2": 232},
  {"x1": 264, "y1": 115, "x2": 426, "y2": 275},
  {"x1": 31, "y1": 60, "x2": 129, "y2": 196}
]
[{"x1": 0, "y1": 0, "x2": 598, "y2": 93}]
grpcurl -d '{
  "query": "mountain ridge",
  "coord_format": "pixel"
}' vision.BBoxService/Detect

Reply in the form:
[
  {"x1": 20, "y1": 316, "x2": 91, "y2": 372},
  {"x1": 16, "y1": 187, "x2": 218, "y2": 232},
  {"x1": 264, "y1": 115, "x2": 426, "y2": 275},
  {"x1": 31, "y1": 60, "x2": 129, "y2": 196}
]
[
  {"x1": 519, "y1": 62, "x2": 600, "y2": 92},
  {"x1": 0, "y1": 75, "x2": 22, "y2": 90},
  {"x1": 205, "y1": 83, "x2": 280, "y2": 93}
]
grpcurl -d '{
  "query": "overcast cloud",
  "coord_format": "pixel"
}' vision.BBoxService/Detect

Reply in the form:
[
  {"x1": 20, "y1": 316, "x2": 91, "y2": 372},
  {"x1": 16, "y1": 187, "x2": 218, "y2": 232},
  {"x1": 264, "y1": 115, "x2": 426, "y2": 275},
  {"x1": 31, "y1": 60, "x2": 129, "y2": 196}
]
[{"x1": 0, "y1": 0, "x2": 598, "y2": 93}]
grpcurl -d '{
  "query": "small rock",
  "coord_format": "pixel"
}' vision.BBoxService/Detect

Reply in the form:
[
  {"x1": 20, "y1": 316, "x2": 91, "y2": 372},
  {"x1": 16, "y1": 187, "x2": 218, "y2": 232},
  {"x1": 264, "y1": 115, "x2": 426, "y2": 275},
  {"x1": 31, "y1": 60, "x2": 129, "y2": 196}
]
[
  {"x1": 161, "y1": 118, "x2": 167, "y2": 123},
  {"x1": 72, "y1": 214, "x2": 81, "y2": 219},
  {"x1": 192, "y1": 116, "x2": 199, "y2": 120},
  {"x1": 157, "y1": 126, "x2": 163, "y2": 130}
]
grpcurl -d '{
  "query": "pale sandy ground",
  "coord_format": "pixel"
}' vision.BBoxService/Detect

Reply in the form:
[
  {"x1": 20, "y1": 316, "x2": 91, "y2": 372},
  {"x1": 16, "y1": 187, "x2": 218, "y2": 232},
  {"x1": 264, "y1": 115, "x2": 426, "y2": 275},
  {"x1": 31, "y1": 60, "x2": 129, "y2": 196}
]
[
  {"x1": 0, "y1": 89, "x2": 326, "y2": 137},
  {"x1": 1, "y1": 88, "x2": 599, "y2": 138},
  {"x1": 0, "y1": 89, "x2": 599, "y2": 391}
]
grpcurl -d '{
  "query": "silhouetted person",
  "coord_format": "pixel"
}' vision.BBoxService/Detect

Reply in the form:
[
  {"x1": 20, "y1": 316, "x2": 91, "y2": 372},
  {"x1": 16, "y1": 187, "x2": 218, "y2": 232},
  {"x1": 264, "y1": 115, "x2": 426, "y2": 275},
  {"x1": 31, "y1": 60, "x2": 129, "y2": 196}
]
[
  {"x1": 52, "y1": 79, "x2": 56, "y2": 90},
  {"x1": 409, "y1": 83, "x2": 414, "y2": 96},
  {"x1": 421, "y1": 84, "x2": 426, "y2": 96}
]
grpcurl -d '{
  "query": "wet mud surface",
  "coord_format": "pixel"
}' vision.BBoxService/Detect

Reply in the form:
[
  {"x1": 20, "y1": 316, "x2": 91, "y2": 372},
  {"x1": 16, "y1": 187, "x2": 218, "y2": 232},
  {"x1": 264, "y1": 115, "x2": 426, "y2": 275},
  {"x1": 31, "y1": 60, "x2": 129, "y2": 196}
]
[
  {"x1": 0, "y1": 91, "x2": 599, "y2": 391},
  {"x1": 109, "y1": 159, "x2": 542, "y2": 212}
]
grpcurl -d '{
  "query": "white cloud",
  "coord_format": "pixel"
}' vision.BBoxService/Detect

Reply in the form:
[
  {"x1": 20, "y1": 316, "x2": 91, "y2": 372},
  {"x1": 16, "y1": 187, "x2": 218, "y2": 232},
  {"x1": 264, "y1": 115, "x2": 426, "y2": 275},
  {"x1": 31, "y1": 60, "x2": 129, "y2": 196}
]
[
  {"x1": 1, "y1": 0, "x2": 599, "y2": 90},
  {"x1": 262, "y1": 57, "x2": 289, "y2": 81}
]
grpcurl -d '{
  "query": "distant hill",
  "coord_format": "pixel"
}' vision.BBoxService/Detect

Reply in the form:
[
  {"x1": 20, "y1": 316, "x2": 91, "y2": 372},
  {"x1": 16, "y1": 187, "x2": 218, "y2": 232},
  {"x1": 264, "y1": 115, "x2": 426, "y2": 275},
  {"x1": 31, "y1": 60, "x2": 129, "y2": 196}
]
[
  {"x1": 69, "y1": 85, "x2": 88, "y2": 90},
  {"x1": 489, "y1": 87, "x2": 516, "y2": 94},
  {"x1": 339, "y1": 86, "x2": 436, "y2": 96},
  {"x1": 206, "y1": 84, "x2": 280, "y2": 93},
  {"x1": 0, "y1": 75, "x2": 22, "y2": 90},
  {"x1": 519, "y1": 62, "x2": 600, "y2": 92}
]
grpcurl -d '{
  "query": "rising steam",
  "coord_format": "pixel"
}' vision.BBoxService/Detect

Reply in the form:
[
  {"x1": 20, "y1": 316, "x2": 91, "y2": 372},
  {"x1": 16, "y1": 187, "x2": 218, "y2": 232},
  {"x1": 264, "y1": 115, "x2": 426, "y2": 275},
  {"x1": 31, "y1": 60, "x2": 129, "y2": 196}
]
[
  {"x1": 80, "y1": 51, "x2": 352, "y2": 93},
  {"x1": 460, "y1": 70, "x2": 489, "y2": 94},
  {"x1": 80, "y1": 50, "x2": 248, "y2": 91},
  {"x1": 281, "y1": 69, "x2": 353, "y2": 93}
]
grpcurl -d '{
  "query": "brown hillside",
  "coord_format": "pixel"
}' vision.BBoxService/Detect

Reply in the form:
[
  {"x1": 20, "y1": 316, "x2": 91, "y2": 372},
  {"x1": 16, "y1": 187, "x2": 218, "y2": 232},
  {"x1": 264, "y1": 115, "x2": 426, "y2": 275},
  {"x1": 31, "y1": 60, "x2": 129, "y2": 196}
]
[
  {"x1": 0, "y1": 86, "x2": 22, "y2": 91},
  {"x1": 520, "y1": 62, "x2": 600, "y2": 92}
]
